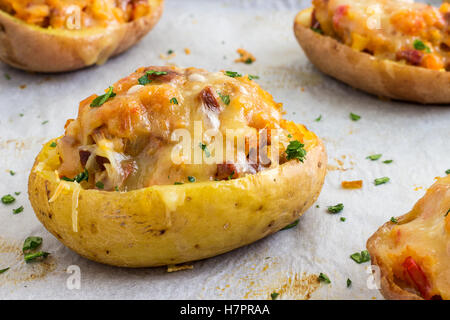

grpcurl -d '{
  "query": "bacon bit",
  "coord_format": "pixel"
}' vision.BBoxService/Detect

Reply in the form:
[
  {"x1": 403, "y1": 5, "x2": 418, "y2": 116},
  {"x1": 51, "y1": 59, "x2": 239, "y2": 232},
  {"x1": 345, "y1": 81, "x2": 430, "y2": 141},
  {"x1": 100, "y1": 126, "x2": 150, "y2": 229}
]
[
  {"x1": 96, "y1": 156, "x2": 110, "y2": 170},
  {"x1": 341, "y1": 180, "x2": 363, "y2": 189},
  {"x1": 79, "y1": 150, "x2": 91, "y2": 167},
  {"x1": 402, "y1": 256, "x2": 432, "y2": 299},
  {"x1": 235, "y1": 48, "x2": 256, "y2": 64},
  {"x1": 333, "y1": 5, "x2": 349, "y2": 29},
  {"x1": 396, "y1": 49, "x2": 424, "y2": 66},
  {"x1": 184, "y1": 48, "x2": 191, "y2": 55},
  {"x1": 199, "y1": 86, "x2": 220, "y2": 112},
  {"x1": 216, "y1": 163, "x2": 239, "y2": 180}
]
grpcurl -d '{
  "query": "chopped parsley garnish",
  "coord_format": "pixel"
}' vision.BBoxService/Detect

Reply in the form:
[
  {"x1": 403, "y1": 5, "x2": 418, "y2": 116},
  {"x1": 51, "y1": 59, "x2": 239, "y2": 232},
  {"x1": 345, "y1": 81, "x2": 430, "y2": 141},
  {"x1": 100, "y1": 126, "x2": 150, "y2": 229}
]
[
  {"x1": 167, "y1": 49, "x2": 174, "y2": 54},
  {"x1": 218, "y1": 92, "x2": 230, "y2": 105},
  {"x1": 244, "y1": 58, "x2": 253, "y2": 64},
  {"x1": 271, "y1": 292, "x2": 280, "y2": 300},
  {"x1": 4, "y1": 73, "x2": 11, "y2": 80},
  {"x1": 224, "y1": 71, "x2": 242, "y2": 78},
  {"x1": 41, "y1": 120, "x2": 49, "y2": 125},
  {"x1": 446, "y1": 208, "x2": 450, "y2": 217},
  {"x1": 311, "y1": 27, "x2": 323, "y2": 34},
  {"x1": 315, "y1": 115, "x2": 322, "y2": 122},
  {"x1": 170, "y1": 97, "x2": 178, "y2": 105},
  {"x1": 147, "y1": 70, "x2": 168, "y2": 76},
  {"x1": 413, "y1": 40, "x2": 431, "y2": 53},
  {"x1": 199, "y1": 143, "x2": 211, "y2": 157},
  {"x1": 95, "y1": 181, "x2": 104, "y2": 189},
  {"x1": 9, "y1": 170, "x2": 15, "y2": 176},
  {"x1": 366, "y1": 154, "x2": 382, "y2": 161},
  {"x1": 281, "y1": 219, "x2": 299, "y2": 230},
  {"x1": 90, "y1": 86, "x2": 116, "y2": 107},
  {"x1": 13, "y1": 206, "x2": 23, "y2": 214},
  {"x1": 62, "y1": 169, "x2": 89, "y2": 183},
  {"x1": 328, "y1": 203, "x2": 344, "y2": 214},
  {"x1": 174, "y1": 182, "x2": 184, "y2": 185},
  {"x1": 24, "y1": 251, "x2": 49, "y2": 263},
  {"x1": 49, "y1": 142, "x2": 57, "y2": 148},
  {"x1": 1, "y1": 194, "x2": 15, "y2": 204},
  {"x1": 14, "y1": 192, "x2": 20, "y2": 196},
  {"x1": 285, "y1": 140, "x2": 307, "y2": 162},
  {"x1": 188, "y1": 176, "x2": 196, "y2": 183},
  {"x1": 446, "y1": 169, "x2": 450, "y2": 175},
  {"x1": 350, "y1": 250, "x2": 371, "y2": 264},
  {"x1": 374, "y1": 177, "x2": 390, "y2": 186},
  {"x1": 248, "y1": 74, "x2": 259, "y2": 80},
  {"x1": 114, "y1": 186, "x2": 119, "y2": 192},
  {"x1": 0, "y1": 267, "x2": 9, "y2": 274},
  {"x1": 318, "y1": 273, "x2": 331, "y2": 284},
  {"x1": 138, "y1": 74, "x2": 152, "y2": 85},
  {"x1": 390, "y1": 217, "x2": 398, "y2": 223},
  {"x1": 350, "y1": 113, "x2": 361, "y2": 121},
  {"x1": 347, "y1": 278, "x2": 352, "y2": 288},
  {"x1": 23, "y1": 236, "x2": 42, "y2": 253},
  {"x1": 139, "y1": 70, "x2": 168, "y2": 85},
  {"x1": 228, "y1": 171, "x2": 235, "y2": 180},
  {"x1": 383, "y1": 160, "x2": 393, "y2": 164},
  {"x1": 340, "y1": 217, "x2": 346, "y2": 222}
]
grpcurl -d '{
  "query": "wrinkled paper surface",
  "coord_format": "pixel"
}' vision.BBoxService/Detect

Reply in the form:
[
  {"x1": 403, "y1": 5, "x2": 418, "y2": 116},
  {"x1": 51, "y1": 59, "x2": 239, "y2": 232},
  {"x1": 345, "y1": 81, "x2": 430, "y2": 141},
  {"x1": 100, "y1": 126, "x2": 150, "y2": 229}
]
[{"x1": 0, "y1": 0, "x2": 448, "y2": 299}]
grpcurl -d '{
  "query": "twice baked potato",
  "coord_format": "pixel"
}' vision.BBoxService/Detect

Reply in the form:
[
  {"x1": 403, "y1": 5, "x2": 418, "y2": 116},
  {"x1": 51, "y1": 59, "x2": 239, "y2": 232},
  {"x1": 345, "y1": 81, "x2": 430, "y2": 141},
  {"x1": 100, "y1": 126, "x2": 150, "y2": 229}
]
[
  {"x1": 28, "y1": 66, "x2": 327, "y2": 267},
  {"x1": 367, "y1": 175, "x2": 450, "y2": 300},
  {"x1": 294, "y1": 0, "x2": 450, "y2": 104},
  {"x1": 0, "y1": 0, "x2": 164, "y2": 72}
]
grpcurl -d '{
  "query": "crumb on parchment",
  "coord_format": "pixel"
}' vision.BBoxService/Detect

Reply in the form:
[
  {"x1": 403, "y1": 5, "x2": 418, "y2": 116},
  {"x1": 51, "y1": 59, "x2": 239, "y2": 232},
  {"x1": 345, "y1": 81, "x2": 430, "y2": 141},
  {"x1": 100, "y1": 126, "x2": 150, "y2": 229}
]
[
  {"x1": 235, "y1": 48, "x2": 256, "y2": 64},
  {"x1": 167, "y1": 263, "x2": 194, "y2": 273}
]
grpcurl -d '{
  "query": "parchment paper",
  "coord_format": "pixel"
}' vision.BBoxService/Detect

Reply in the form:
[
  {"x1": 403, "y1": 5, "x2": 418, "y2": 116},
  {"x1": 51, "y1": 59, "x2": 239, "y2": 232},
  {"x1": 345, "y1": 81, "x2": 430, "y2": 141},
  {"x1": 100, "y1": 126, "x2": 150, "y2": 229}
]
[{"x1": 0, "y1": 0, "x2": 448, "y2": 300}]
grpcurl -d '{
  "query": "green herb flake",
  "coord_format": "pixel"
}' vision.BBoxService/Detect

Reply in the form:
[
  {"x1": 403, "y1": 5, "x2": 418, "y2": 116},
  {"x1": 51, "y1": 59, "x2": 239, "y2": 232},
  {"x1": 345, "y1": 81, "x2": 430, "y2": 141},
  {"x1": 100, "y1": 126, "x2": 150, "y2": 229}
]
[
  {"x1": 19, "y1": 113, "x2": 24, "y2": 117},
  {"x1": 23, "y1": 236, "x2": 42, "y2": 253},
  {"x1": 0, "y1": 267, "x2": 10, "y2": 274},
  {"x1": 445, "y1": 169, "x2": 450, "y2": 175},
  {"x1": 188, "y1": 176, "x2": 196, "y2": 183},
  {"x1": 271, "y1": 292, "x2": 280, "y2": 300},
  {"x1": 228, "y1": 171, "x2": 235, "y2": 180},
  {"x1": 340, "y1": 217, "x2": 346, "y2": 222},
  {"x1": 138, "y1": 74, "x2": 152, "y2": 85},
  {"x1": 24, "y1": 251, "x2": 49, "y2": 263},
  {"x1": 315, "y1": 115, "x2": 322, "y2": 122},
  {"x1": 285, "y1": 140, "x2": 307, "y2": 162},
  {"x1": 248, "y1": 74, "x2": 260, "y2": 80},
  {"x1": 199, "y1": 143, "x2": 211, "y2": 158},
  {"x1": 318, "y1": 273, "x2": 331, "y2": 284},
  {"x1": 115, "y1": 186, "x2": 119, "y2": 192},
  {"x1": 1, "y1": 194, "x2": 15, "y2": 204},
  {"x1": 174, "y1": 182, "x2": 184, "y2": 185},
  {"x1": 74, "y1": 169, "x2": 89, "y2": 183},
  {"x1": 366, "y1": 154, "x2": 382, "y2": 161},
  {"x1": 390, "y1": 217, "x2": 398, "y2": 224},
  {"x1": 4, "y1": 73, "x2": 11, "y2": 80},
  {"x1": 224, "y1": 71, "x2": 242, "y2": 78},
  {"x1": 90, "y1": 86, "x2": 116, "y2": 107},
  {"x1": 14, "y1": 192, "x2": 20, "y2": 196},
  {"x1": 350, "y1": 113, "x2": 361, "y2": 121},
  {"x1": 350, "y1": 250, "x2": 371, "y2": 264},
  {"x1": 383, "y1": 160, "x2": 393, "y2": 164},
  {"x1": 41, "y1": 120, "x2": 49, "y2": 125},
  {"x1": 167, "y1": 49, "x2": 174, "y2": 55},
  {"x1": 170, "y1": 97, "x2": 178, "y2": 105},
  {"x1": 13, "y1": 206, "x2": 23, "y2": 214},
  {"x1": 374, "y1": 177, "x2": 390, "y2": 186},
  {"x1": 347, "y1": 278, "x2": 352, "y2": 288},
  {"x1": 95, "y1": 181, "x2": 104, "y2": 189},
  {"x1": 281, "y1": 219, "x2": 299, "y2": 231},
  {"x1": 446, "y1": 208, "x2": 450, "y2": 217},
  {"x1": 49, "y1": 142, "x2": 57, "y2": 148},
  {"x1": 311, "y1": 27, "x2": 324, "y2": 34},
  {"x1": 9, "y1": 170, "x2": 15, "y2": 176},
  {"x1": 413, "y1": 39, "x2": 431, "y2": 53},
  {"x1": 328, "y1": 203, "x2": 344, "y2": 214},
  {"x1": 218, "y1": 92, "x2": 230, "y2": 105}
]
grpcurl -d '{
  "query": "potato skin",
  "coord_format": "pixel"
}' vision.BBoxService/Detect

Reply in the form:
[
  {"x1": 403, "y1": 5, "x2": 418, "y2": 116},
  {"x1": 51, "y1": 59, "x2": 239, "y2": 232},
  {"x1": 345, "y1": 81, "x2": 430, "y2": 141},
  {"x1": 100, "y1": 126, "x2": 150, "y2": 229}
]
[
  {"x1": 0, "y1": 0, "x2": 163, "y2": 72},
  {"x1": 28, "y1": 139, "x2": 327, "y2": 267},
  {"x1": 294, "y1": 8, "x2": 450, "y2": 104}
]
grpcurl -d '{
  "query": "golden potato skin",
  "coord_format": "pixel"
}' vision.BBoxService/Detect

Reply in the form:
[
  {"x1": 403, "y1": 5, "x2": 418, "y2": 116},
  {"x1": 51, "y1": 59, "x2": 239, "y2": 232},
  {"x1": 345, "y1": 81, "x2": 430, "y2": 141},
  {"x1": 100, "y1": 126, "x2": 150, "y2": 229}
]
[
  {"x1": 28, "y1": 139, "x2": 327, "y2": 267},
  {"x1": 294, "y1": 8, "x2": 450, "y2": 104},
  {"x1": 0, "y1": 0, "x2": 163, "y2": 72}
]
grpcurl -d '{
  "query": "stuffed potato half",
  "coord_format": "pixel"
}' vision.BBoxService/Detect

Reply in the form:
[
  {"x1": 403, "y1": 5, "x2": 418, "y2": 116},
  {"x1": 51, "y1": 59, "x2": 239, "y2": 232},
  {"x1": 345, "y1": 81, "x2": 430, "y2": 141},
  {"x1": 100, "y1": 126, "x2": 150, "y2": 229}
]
[
  {"x1": 367, "y1": 175, "x2": 450, "y2": 300},
  {"x1": 0, "y1": 0, "x2": 164, "y2": 72},
  {"x1": 28, "y1": 66, "x2": 327, "y2": 267},
  {"x1": 294, "y1": 1, "x2": 450, "y2": 104}
]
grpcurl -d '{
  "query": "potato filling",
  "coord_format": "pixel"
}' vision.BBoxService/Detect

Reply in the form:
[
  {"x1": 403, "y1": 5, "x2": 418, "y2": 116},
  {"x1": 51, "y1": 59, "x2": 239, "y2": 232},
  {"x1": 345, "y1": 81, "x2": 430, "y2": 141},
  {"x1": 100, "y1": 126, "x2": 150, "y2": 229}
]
[
  {"x1": 54, "y1": 66, "x2": 318, "y2": 191},
  {"x1": 312, "y1": 0, "x2": 450, "y2": 71},
  {"x1": 0, "y1": 0, "x2": 152, "y2": 29}
]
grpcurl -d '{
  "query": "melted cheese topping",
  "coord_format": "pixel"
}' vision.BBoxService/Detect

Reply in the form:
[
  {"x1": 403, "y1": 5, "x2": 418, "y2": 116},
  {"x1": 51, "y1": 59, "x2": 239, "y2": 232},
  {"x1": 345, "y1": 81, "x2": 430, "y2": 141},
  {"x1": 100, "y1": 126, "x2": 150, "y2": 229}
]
[
  {"x1": 56, "y1": 66, "x2": 318, "y2": 191},
  {"x1": 373, "y1": 175, "x2": 450, "y2": 299},
  {"x1": 313, "y1": 0, "x2": 450, "y2": 70},
  {"x1": 0, "y1": 0, "x2": 153, "y2": 29}
]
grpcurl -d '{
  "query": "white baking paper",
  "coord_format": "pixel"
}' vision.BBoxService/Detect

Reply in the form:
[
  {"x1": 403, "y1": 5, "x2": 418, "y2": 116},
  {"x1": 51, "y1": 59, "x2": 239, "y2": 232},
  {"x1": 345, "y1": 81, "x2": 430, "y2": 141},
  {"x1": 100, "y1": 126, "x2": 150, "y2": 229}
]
[{"x1": 0, "y1": 0, "x2": 448, "y2": 299}]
